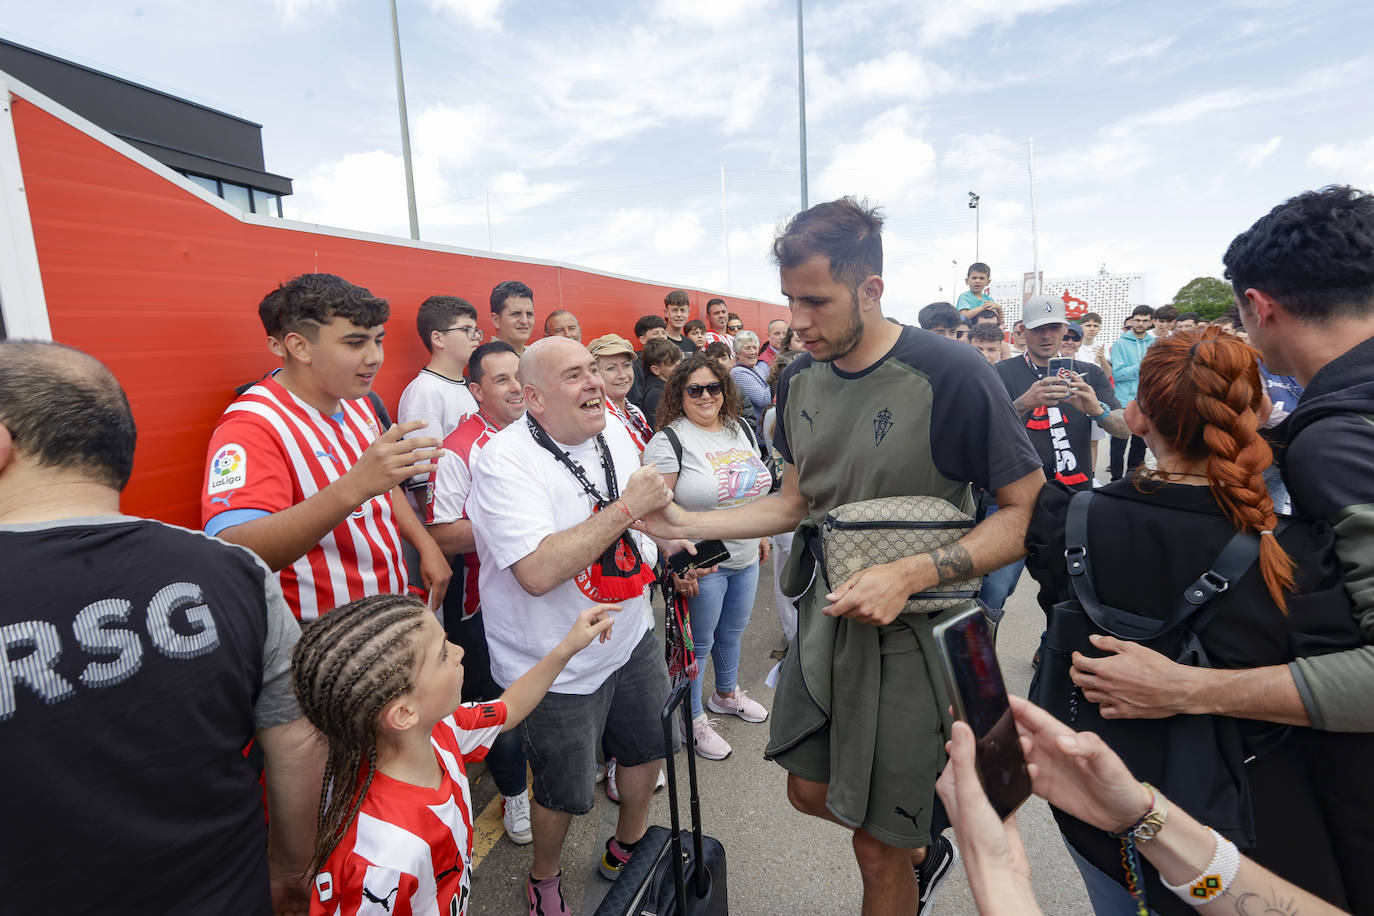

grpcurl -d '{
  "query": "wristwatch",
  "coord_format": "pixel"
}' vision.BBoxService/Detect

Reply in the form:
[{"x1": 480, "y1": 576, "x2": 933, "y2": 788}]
[{"x1": 1093, "y1": 402, "x2": 1112, "y2": 422}]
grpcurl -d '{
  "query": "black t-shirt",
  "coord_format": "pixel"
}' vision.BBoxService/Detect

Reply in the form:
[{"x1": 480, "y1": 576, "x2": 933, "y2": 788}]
[
  {"x1": 995, "y1": 354, "x2": 1118, "y2": 491},
  {"x1": 775, "y1": 326, "x2": 1042, "y2": 526},
  {"x1": 668, "y1": 334, "x2": 698, "y2": 356},
  {"x1": 0, "y1": 517, "x2": 298, "y2": 915}
]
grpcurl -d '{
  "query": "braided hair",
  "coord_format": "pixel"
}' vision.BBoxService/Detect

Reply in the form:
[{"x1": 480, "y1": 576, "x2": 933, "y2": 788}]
[
  {"x1": 291, "y1": 594, "x2": 428, "y2": 877},
  {"x1": 1134, "y1": 327, "x2": 1295, "y2": 611}
]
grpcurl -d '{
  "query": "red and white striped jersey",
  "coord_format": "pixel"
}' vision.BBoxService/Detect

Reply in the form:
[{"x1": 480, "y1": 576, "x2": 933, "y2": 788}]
[
  {"x1": 310, "y1": 702, "x2": 507, "y2": 916},
  {"x1": 202, "y1": 374, "x2": 408, "y2": 620},
  {"x1": 430, "y1": 412, "x2": 502, "y2": 621},
  {"x1": 704, "y1": 330, "x2": 734, "y2": 355}
]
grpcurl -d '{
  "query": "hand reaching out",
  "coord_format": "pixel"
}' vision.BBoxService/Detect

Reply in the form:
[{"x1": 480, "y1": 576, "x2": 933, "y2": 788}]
[{"x1": 561, "y1": 604, "x2": 619, "y2": 653}]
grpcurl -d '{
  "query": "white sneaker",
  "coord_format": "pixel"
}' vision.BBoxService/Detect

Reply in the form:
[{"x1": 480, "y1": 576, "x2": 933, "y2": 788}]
[
  {"x1": 605, "y1": 759, "x2": 620, "y2": 803},
  {"x1": 655, "y1": 766, "x2": 666, "y2": 792},
  {"x1": 707, "y1": 687, "x2": 769, "y2": 723},
  {"x1": 503, "y1": 792, "x2": 533, "y2": 845},
  {"x1": 690, "y1": 713, "x2": 733, "y2": 760}
]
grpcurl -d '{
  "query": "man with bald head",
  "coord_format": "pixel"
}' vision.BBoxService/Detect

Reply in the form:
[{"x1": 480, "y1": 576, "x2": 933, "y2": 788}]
[
  {"x1": 759, "y1": 317, "x2": 789, "y2": 365},
  {"x1": 467, "y1": 336, "x2": 675, "y2": 912},
  {"x1": 0, "y1": 340, "x2": 322, "y2": 914}
]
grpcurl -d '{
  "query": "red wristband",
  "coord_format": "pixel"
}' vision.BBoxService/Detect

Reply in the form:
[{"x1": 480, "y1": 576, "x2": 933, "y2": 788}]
[{"x1": 615, "y1": 500, "x2": 637, "y2": 524}]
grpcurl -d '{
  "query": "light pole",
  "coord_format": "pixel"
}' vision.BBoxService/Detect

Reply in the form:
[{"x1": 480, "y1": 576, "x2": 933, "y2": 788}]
[
  {"x1": 389, "y1": 0, "x2": 420, "y2": 240},
  {"x1": 968, "y1": 191, "x2": 980, "y2": 261},
  {"x1": 797, "y1": 0, "x2": 808, "y2": 211}
]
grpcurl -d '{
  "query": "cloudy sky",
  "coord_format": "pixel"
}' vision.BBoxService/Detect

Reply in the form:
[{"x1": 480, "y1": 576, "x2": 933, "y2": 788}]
[{"x1": 5, "y1": 0, "x2": 1373, "y2": 323}]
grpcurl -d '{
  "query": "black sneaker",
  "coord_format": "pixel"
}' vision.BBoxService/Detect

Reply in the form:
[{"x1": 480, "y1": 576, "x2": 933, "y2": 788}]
[{"x1": 915, "y1": 833, "x2": 959, "y2": 915}]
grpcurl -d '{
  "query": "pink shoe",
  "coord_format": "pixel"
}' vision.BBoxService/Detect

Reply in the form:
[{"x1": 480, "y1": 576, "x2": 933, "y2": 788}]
[
  {"x1": 707, "y1": 687, "x2": 769, "y2": 723},
  {"x1": 690, "y1": 713, "x2": 733, "y2": 760},
  {"x1": 526, "y1": 872, "x2": 569, "y2": 916}
]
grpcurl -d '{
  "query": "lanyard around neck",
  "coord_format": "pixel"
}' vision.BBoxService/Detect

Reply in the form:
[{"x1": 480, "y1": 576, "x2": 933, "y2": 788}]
[{"x1": 526, "y1": 415, "x2": 619, "y2": 506}]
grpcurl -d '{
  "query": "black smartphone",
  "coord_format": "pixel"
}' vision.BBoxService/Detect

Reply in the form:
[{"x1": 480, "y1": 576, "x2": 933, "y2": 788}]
[
  {"x1": 1048, "y1": 356, "x2": 1077, "y2": 382},
  {"x1": 667, "y1": 539, "x2": 729, "y2": 575},
  {"x1": 933, "y1": 606, "x2": 1033, "y2": 820}
]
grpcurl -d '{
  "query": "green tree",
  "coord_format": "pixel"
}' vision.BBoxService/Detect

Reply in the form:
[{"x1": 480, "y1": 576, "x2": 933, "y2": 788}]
[{"x1": 1170, "y1": 277, "x2": 1235, "y2": 320}]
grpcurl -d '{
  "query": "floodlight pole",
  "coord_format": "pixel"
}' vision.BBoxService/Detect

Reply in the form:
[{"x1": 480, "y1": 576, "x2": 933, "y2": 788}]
[
  {"x1": 797, "y1": 0, "x2": 808, "y2": 211},
  {"x1": 968, "y1": 191, "x2": 981, "y2": 261},
  {"x1": 389, "y1": 0, "x2": 420, "y2": 240}
]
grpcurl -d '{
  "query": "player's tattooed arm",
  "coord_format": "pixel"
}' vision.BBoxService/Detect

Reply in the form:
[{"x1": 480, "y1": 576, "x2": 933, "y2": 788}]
[{"x1": 931, "y1": 543, "x2": 975, "y2": 584}]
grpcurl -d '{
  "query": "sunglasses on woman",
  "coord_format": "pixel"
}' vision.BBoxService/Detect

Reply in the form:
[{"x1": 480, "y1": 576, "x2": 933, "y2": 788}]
[{"x1": 685, "y1": 382, "x2": 724, "y2": 398}]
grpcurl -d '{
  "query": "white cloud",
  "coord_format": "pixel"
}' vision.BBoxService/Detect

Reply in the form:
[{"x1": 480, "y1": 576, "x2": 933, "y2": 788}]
[
  {"x1": 413, "y1": 104, "x2": 489, "y2": 167},
  {"x1": 1240, "y1": 136, "x2": 1282, "y2": 169},
  {"x1": 1107, "y1": 35, "x2": 1176, "y2": 64},
  {"x1": 914, "y1": 0, "x2": 1089, "y2": 47},
  {"x1": 656, "y1": 0, "x2": 771, "y2": 27},
  {"x1": 270, "y1": 0, "x2": 337, "y2": 23},
  {"x1": 808, "y1": 50, "x2": 942, "y2": 118},
  {"x1": 815, "y1": 108, "x2": 938, "y2": 205},
  {"x1": 1307, "y1": 135, "x2": 1374, "y2": 190},
  {"x1": 430, "y1": 0, "x2": 505, "y2": 31}
]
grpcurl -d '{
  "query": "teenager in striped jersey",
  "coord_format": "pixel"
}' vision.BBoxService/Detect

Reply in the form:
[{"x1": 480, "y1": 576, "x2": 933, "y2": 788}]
[
  {"x1": 202, "y1": 274, "x2": 452, "y2": 620},
  {"x1": 293, "y1": 594, "x2": 617, "y2": 916}
]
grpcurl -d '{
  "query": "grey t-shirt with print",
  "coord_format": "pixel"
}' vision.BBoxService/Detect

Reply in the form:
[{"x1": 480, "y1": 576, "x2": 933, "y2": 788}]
[{"x1": 643, "y1": 416, "x2": 773, "y2": 568}]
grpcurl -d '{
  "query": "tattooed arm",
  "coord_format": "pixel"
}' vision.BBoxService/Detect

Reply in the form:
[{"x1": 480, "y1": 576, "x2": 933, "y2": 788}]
[{"x1": 825, "y1": 468, "x2": 1045, "y2": 625}]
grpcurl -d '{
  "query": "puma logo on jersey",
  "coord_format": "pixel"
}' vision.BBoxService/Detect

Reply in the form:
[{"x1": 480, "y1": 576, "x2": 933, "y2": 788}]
[
  {"x1": 361, "y1": 884, "x2": 400, "y2": 911},
  {"x1": 210, "y1": 493, "x2": 234, "y2": 508},
  {"x1": 800, "y1": 409, "x2": 820, "y2": 431},
  {"x1": 314, "y1": 447, "x2": 339, "y2": 464}
]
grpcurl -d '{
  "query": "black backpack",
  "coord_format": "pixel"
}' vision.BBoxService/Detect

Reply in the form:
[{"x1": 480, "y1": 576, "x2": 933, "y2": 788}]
[{"x1": 1028, "y1": 490, "x2": 1271, "y2": 849}]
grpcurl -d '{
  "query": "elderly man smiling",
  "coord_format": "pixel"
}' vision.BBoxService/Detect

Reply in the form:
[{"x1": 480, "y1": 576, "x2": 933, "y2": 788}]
[{"x1": 466, "y1": 336, "x2": 675, "y2": 915}]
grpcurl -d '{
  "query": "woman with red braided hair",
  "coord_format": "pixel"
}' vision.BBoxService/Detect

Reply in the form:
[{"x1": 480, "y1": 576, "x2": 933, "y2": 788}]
[{"x1": 1024, "y1": 327, "x2": 1374, "y2": 915}]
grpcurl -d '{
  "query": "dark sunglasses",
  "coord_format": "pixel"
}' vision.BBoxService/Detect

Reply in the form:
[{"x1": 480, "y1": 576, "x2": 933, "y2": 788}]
[{"x1": 685, "y1": 382, "x2": 724, "y2": 398}]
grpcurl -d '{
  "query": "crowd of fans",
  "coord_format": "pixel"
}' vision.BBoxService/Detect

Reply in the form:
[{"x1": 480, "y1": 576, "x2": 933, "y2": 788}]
[{"x1": 3, "y1": 184, "x2": 1373, "y2": 916}]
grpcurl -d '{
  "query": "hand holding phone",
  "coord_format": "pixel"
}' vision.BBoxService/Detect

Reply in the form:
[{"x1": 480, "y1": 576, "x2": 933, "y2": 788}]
[
  {"x1": 667, "y1": 538, "x2": 729, "y2": 575},
  {"x1": 933, "y1": 607, "x2": 1033, "y2": 820}
]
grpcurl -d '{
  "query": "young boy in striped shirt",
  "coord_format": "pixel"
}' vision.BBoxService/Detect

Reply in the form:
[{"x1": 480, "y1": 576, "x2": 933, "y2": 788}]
[{"x1": 201, "y1": 273, "x2": 451, "y2": 619}]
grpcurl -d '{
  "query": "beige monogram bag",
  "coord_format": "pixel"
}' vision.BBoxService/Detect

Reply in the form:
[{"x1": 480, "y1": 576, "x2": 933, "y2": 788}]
[{"x1": 820, "y1": 495, "x2": 982, "y2": 614}]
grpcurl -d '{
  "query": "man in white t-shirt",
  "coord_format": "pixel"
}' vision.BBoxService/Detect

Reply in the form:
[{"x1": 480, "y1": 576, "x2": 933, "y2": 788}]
[
  {"x1": 398, "y1": 295, "x2": 481, "y2": 515},
  {"x1": 467, "y1": 336, "x2": 674, "y2": 912}
]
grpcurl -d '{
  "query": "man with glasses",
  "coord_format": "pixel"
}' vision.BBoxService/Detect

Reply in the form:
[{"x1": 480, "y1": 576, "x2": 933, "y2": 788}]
[
  {"x1": 400, "y1": 295, "x2": 483, "y2": 514},
  {"x1": 664, "y1": 289, "x2": 698, "y2": 356}
]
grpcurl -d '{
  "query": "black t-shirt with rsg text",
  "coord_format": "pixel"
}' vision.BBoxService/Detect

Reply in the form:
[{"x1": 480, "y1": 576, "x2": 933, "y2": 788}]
[{"x1": 994, "y1": 354, "x2": 1118, "y2": 491}]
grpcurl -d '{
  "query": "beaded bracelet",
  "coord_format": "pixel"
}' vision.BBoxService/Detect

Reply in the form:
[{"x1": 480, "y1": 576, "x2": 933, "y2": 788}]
[{"x1": 1160, "y1": 827, "x2": 1240, "y2": 905}]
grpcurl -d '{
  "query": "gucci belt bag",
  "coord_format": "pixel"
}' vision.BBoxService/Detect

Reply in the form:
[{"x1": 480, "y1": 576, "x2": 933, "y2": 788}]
[{"x1": 819, "y1": 495, "x2": 981, "y2": 614}]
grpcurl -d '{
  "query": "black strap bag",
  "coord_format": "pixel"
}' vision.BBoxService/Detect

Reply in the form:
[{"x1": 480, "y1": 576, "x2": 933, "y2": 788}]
[{"x1": 1028, "y1": 490, "x2": 1265, "y2": 848}]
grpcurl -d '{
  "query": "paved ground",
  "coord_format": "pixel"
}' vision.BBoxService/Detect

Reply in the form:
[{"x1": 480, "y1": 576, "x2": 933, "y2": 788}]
[{"x1": 464, "y1": 554, "x2": 1097, "y2": 915}]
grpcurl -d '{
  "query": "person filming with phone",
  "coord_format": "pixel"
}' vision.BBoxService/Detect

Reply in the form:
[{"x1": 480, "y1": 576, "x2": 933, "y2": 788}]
[{"x1": 641, "y1": 354, "x2": 774, "y2": 761}]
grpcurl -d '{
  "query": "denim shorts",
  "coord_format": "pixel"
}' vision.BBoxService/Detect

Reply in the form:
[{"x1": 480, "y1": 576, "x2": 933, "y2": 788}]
[{"x1": 518, "y1": 630, "x2": 674, "y2": 814}]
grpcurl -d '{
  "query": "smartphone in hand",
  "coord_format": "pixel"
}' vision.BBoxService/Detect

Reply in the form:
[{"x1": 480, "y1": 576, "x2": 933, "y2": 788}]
[
  {"x1": 667, "y1": 539, "x2": 730, "y2": 575},
  {"x1": 1048, "y1": 356, "x2": 1078, "y2": 382},
  {"x1": 933, "y1": 606, "x2": 1033, "y2": 820}
]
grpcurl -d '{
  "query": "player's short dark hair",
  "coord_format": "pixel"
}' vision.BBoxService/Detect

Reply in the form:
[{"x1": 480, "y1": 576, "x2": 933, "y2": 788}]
[
  {"x1": 703, "y1": 341, "x2": 731, "y2": 359},
  {"x1": 967, "y1": 262, "x2": 991, "y2": 276},
  {"x1": 258, "y1": 273, "x2": 389, "y2": 340},
  {"x1": 1153, "y1": 304, "x2": 1179, "y2": 322},
  {"x1": 490, "y1": 280, "x2": 534, "y2": 315},
  {"x1": 918, "y1": 302, "x2": 961, "y2": 330},
  {"x1": 416, "y1": 295, "x2": 477, "y2": 353},
  {"x1": 1131, "y1": 305, "x2": 1155, "y2": 318},
  {"x1": 634, "y1": 314, "x2": 667, "y2": 338},
  {"x1": 706, "y1": 298, "x2": 727, "y2": 312},
  {"x1": 468, "y1": 340, "x2": 517, "y2": 384},
  {"x1": 0, "y1": 340, "x2": 136, "y2": 490},
  {"x1": 1081, "y1": 311, "x2": 1103, "y2": 324},
  {"x1": 969, "y1": 324, "x2": 1004, "y2": 344},
  {"x1": 684, "y1": 319, "x2": 706, "y2": 334},
  {"x1": 664, "y1": 289, "x2": 690, "y2": 308},
  {"x1": 642, "y1": 338, "x2": 682, "y2": 370},
  {"x1": 772, "y1": 196, "x2": 884, "y2": 294},
  {"x1": 1223, "y1": 185, "x2": 1374, "y2": 322}
]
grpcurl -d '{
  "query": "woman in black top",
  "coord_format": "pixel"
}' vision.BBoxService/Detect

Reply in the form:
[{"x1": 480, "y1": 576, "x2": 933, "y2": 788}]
[{"x1": 1025, "y1": 327, "x2": 1371, "y2": 914}]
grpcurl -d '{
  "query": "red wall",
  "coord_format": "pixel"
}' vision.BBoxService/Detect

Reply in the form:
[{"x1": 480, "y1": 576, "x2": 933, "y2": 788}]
[{"x1": 12, "y1": 93, "x2": 787, "y2": 528}]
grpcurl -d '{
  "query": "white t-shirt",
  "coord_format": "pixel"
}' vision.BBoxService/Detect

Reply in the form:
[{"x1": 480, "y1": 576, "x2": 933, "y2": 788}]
[
  {"x1": 468, "y1": 416, "x2": 655, "y2": 694},
  {"x1": 641, "y1": 417, "x2": 772, "y2": 569},
  {"x1": 399, "y1": 370, "x2": 478, "y2": 491}
]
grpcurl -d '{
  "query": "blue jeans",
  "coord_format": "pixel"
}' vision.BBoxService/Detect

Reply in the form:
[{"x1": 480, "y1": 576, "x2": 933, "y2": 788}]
[
  {"x1": 976, "y1": 502, "x2": 1023, "y2": 613},
  {"x1": 1064, "y1": 838, "x2": 1164, "y2": 916},
  {"x1": 689, "y1": 561, "x2": 760, "y2": 717}
]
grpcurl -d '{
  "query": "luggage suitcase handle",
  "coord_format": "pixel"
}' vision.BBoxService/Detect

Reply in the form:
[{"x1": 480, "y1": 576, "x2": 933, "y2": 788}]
[{"x1": 660, "y1": 678, "x2": 709, "y2": 910}]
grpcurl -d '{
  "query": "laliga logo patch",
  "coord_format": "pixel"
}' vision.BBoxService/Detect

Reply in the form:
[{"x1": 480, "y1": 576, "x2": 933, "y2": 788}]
[
  {"x1": 315, "y1": 872, "x2": 333, "y2": 902},
  {"x1": 207, "y1": 444, "x2": 247, "y2": 495}
]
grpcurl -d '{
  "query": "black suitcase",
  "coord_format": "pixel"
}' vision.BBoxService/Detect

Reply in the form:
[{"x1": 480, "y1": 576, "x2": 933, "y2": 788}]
[{"x1": 594, "y1": 679, "x2": 728, "y2": 916}]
